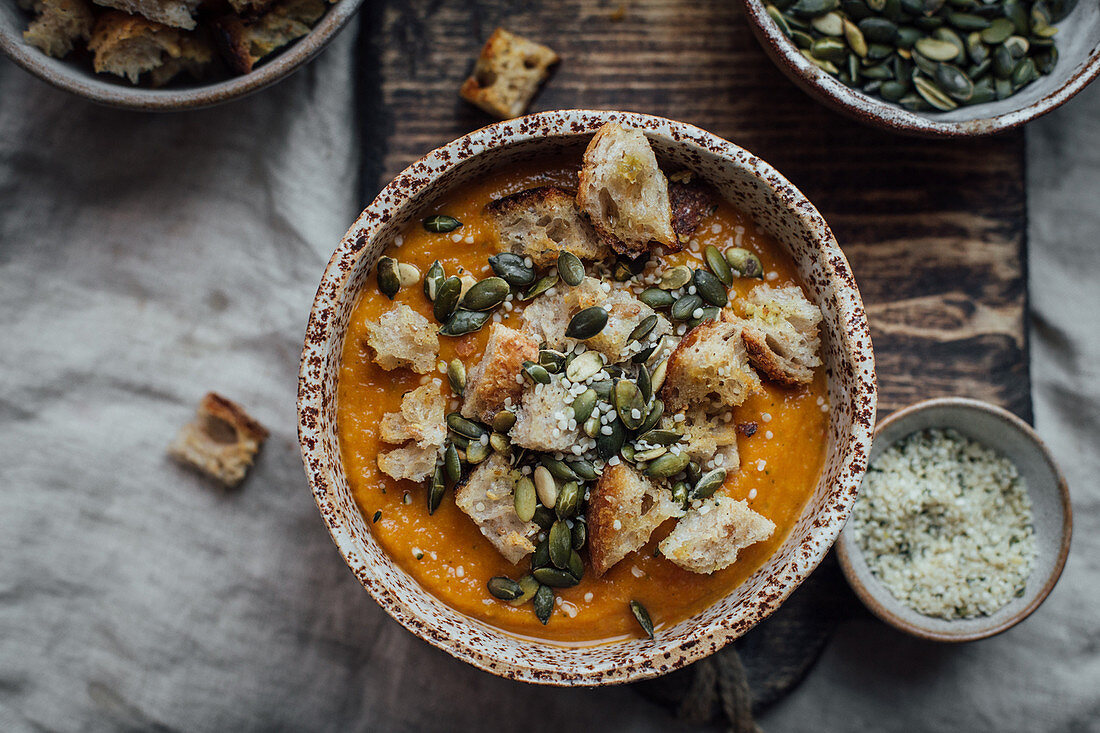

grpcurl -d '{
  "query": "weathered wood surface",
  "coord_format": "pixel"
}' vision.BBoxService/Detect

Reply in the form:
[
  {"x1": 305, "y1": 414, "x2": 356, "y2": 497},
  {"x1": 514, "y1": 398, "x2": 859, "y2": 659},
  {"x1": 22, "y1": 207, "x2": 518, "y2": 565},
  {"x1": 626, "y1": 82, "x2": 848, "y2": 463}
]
[{"x1": 355, "y1": 0, "x2": 1031, "y2": 420}]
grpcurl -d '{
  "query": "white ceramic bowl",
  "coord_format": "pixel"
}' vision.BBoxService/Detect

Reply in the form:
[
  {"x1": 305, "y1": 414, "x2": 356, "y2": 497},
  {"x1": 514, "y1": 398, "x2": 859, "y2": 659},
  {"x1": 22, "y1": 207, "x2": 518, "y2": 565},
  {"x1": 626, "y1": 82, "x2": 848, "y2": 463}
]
[
  {"x1": 298, "y1": 110, "x2": 877, "y2": 684},
  {"x1": 0, "y1": 0, "x2": 363, "y2": 111},
  {"x1": 837, "y1": 397, "x2": 1072, "y2": 641},
  {"x1": 740, "y1": 0, "x2": 1100, "y2": 137}
]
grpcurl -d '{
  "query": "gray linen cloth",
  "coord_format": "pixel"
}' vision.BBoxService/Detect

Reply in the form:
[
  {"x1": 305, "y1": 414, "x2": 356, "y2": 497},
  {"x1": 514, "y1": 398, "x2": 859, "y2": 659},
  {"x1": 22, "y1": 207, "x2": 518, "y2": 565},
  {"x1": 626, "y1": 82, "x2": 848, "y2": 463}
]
[{"x1": 1, "y1": 27, "x2": 1097, "y2": 732}]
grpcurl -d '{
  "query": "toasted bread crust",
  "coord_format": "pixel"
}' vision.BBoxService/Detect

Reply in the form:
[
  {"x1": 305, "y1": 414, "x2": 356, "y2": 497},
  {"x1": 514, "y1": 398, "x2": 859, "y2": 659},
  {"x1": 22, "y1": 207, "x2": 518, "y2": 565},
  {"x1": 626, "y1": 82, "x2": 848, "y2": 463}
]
[
  {"x1": 740, "y1": 284, "x2": 822, "y2": 387},
  {"x1": 588, "y1": 462, "x2": 680, "y2": 577},
  {"x1": 460, "y1": 324, "x2": 538, "y2": 423},
  {"x1": 658, "y1": 497, "x2": 775, "y2": 574},
  {"x1": 659, "y1": 311, "x2": 760, "y2": 413},
  {"x1": 363, "y1": 303, "x2": 439, "y2": 374},
  {"x1": 741, "y1": 328, "x2": 808, "y2": 387},
  {"x1": 460, "y1": 28, "x2": 559, "y2": 119},
  {"x1": 22, "y1": 0, "x2": 94, "y2": 58},
  {"x1": 454, "y1": 452, "x2": 537, "y2": 564},
  {"x1": 485, "y1": 186, "x2": 610, "y2": 267},
  {"x1": 168, "y1": 393, "x2": 269, "y2": 487}
]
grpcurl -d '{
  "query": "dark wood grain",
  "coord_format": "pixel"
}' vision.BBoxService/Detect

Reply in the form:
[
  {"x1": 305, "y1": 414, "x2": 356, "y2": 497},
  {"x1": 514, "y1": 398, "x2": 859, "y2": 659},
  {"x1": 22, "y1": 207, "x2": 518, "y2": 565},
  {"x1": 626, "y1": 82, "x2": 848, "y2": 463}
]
[{"x1": 355, "y1": 0, "x2": 1031, "y2": 420}]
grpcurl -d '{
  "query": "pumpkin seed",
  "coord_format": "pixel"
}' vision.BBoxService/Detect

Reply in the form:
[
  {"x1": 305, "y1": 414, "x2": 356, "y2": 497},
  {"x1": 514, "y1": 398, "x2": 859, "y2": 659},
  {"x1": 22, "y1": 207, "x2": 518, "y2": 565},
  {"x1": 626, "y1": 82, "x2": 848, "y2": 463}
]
[
  {"x1": 514, "y1": 476, "x2": 537, "y2": 522},
  {"x1": 466, "y1": 439, "x2": 490, "y2": 464},
  {"x1": 861, "y1": 63, "x2": 894, "y2": 79},
  {"x1": 639, "y1": 287, "x2": 675, "y2": 309},
  {"x1": 1003, "y1": 35, "x2": 1029, "y2": 58},
  {"x1": 811, "y1": 10, "x2": 845, "y2": 34},
  {"x1": 638, "y1": 428, "x2": 681, "y2": 446},
  {"x1": 812, "y1": 36, "x2": 850, "y2": 62},
  {"x1": 509, "y1": 575, "x2": 539, "y2": 606},
  {"x1": 566, "y1": 350, "x2": 605, "y2": 383},
  {"x1": 1011, "y1": 57, "x2": 1037, "y2": 87},
  {"x1": 423, "y1": 261, "x2": 445, "y2": 301},
  {"x1": 423, "y1": 215, "x2": 462, "y2": 233},
  {"x1": 557, "y1": 251, "x2": 585, "y2": 286},
  {"x1": 792, "y1": 29, "x2": 816, "y2": 49},
  {"x1": 646, "y1": 451, "x2": 690, "y2": 479},
  {"x1": 549, "y1": 520, "x2": 572, "y2": 569},
  {"x1": 571, "y1": 518, "x2": 587, "y2": 550},
  {"x1": 614, "y1": 380, "x2": 647, "y2": 430},
  {"x1": 445, "y1": 443, "x2": 462, "y2": 483},
  {"x1": 449, "y1": 432, "x2": 469, "y2": 450},
  {"x1": 541, "y1": 457, "x2": 579, "y2": 482},
  {"x1": 688, "y1": 306, "x2": 722, "y2": 329},
  {"x1": 489, "y1": 432, "x2": 510, "y2": 453},
  {"x1": 492, "y1": 410, "x2": 517, "y2": 433},
  {"x1": 532, "y1": 507, "x2": 555, "y2": 532},
  {"x1": 914, "y1": 37, "x2": 960, "y2": 61},
  {"x1": 612, "y1": 261, "x2": 633, "y2": 282},
  {"x1": 969, "y1": 78, "x2": 997, "y2": 103},
  {"x1": 631, "y1": 342, "x2": 659, "y2": 364},
  {"x1": 895, "y1": 25, "x2": 922, "y2": 49},
  {"x1": 802, "y1": 49, "x2": 839, "y2": 73},
  {"x1": 447, "y1": 359, "x2": 466, "y2": 395},
  {"x1": 533, "y1": 584, "x2": 554, "y2": 624},
  {"x1": 556, "y1": 481, "x2": 582, "y2": 519},
  {"x1": 571, "y1": 388, "x2": 598, "y2": 424},
  {"x1": 671, "y1": 481, "x2": 690, "y2": 509},
  {"x1": 487, "y1": 576, "x2": 523, "y2": 601},
  {"x1": 842, "y1": 17, "x2": 869, "y2": 56},
  {"x1": 980, "y1": 16, "x2": 1014, "y2": 44},
  {"x1": 947, "y1": 11, "x2": 989, "y2": 30},
  {"x1": 768, "y1": 4, "x2": 794, "y2": 35},
  {"x1": 628, "y1": 315, "x2": 659, "y2": 344},
  {"x1": 621, "y1": 443, "x2": 637, "y2": 463},
  {"x1": 911, "y1": 48, "x2": 939, "y2": 75},
  {"x1": 1035, "y1": 46, "x2": 1058, "y2": 75},
  {"x1": 637, "y1": 364, "x2": 653, "y2": 403},
  {"x1": 630, "y1": 600, "x2": 655, "y2": 638},
  {"x1": 568, "y1": 550, "x2": 585, "y2": 581},
  {"x1": 914, "y1": 75, "x2": 960, "y2": 109},
  {"x1": 858, "y1": 17, "x2": 898, "y2": 43},
  {"x1": 376, "y1": 257, "x2": 400, "y2": 299},
  {"x1": 570, "y1": 459, "x2": 599, "y2": 481},
  {"x1": 438, "y1": 308, "x2": 491, "y2": 336},
  {"x1": 639, "y1": 399, "x2": 665, "y2": 435},
  {"x1": 691, "y1": 468, "x2": 728, "y2": 500},
  {"x1": 534, "y1": 465, "x2": 558, "y2": 509},
  {"x1": 433, "y1": 276, "x2": 461, "y2": 322},
  {"x1": 790, "y1": 0, "x2": 840, "y2": 17},
  {"x1": 725, "y1": 247, "x2": 763, "y2": 278},
  {"x1": 539, "y1": 349, "x2": 566, "y2": 373},
  {"x1": 428, "y1": 464, "x2": 446, "y2": 514},
  {"x1": 533, "y1": 566, "x2": 579, "y2": 588},
  {"x1": 687, "y1": 461, "x2": 703, "y2": 484},
  {"x1": 487, "y1": 253, "x2": 535, "y2": 287},
  {"x1": 583, "y1": 414, "x2": 601, "y2": 438},
  {"x1": 671, "y1": 294, "x2": 704, "y2": 322},
  {"x1": 658, "y1": 265, "x2": 693, "y2": 290},
  {"x1": 596, "y1": 417, "x2": 626, "y2": 459},
  {"x1": 1004, "y1": 0, "x2": 1028, "y2": 32},
  {"x1": 521, "y1": 273, "x2": 558, "y2": 301},
  {"x1": 447, "y1": 413, "x2": 486, "y2": 440},
  {"x1": 636, "y1": 445, "x2": 668, "y2": 462},
  {"x1": 461, "y1": 277, "x2": 508, "y2": 312},
  {"x1": 522, "y1": 360, "x2": 551, "y2": 385},
  {"x1": 566, "y1": 306, "x2": 609, "y2": 340},
  {"x1": 691, "y1": 269, "x2": 727, "y2": 308},
  {"x1": 935, "y1": 63, "x2": 974, "y2": 100}
]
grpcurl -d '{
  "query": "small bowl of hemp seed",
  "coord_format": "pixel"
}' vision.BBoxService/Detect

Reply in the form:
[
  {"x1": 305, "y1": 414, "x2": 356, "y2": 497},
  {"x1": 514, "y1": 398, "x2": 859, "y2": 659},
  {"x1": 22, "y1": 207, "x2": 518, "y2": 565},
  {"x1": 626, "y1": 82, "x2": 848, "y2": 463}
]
[{"x1": 739, "y1": 0, "x2": 1100, "y2": 136}]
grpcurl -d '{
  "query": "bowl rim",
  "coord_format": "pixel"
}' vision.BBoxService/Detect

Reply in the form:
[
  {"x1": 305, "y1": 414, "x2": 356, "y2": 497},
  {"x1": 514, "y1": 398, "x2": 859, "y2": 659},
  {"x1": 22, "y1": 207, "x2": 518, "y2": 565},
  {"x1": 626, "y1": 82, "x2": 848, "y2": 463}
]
[
  {"x1": 738, "y1": 0, "x2": 1100, "y2": 138},
  {"x1": 0, "y1": 0, "x2": 363, "y2": 111},
  {"x1": 297, "y1": 109, "x2": 877, "y2": 684},
  {"x1": 836, "y1": 396, "x2": 1073, "y2": 642}
]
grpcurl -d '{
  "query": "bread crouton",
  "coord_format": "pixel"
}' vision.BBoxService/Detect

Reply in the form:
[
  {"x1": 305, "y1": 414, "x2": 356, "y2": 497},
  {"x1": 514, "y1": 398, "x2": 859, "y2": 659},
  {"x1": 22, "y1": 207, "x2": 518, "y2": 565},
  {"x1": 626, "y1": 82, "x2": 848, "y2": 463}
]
[
  {"x1": 363, "y1": 303, "x2": 439, "y2": 375},
  {"x1": 520, "y1": 277, "x2": 671, "y2": 363},
  {"x1": 454, "y1": 452, "x2": 537, "y2": 564},
  {"x1": 88, "y1": 11, "x2": 185, "y2": 83},
  {"x1": 459, "y1": 28, "x2": 559, "y2": 119},
  {"x1": 168, "y1": 393, "x2": 269, "y2": 487},
  {"x1": 485, "y1": 186, "x2": 611, "y2": 268},
  {"x1": 147, "y1": 31, "x2": 213, "y2": 86},
  {"x1": 668, "y1": 174, "x2": 718, "y2": 247},
  {"x1": 380, "y1": 384, "x2": 446, "y2": 449},
  {"x1": 460, "y1": 324, "x2": 538, "y2": 423},
  {"x1": 741, "y1": 285, "x2": 823, "y2": 387},
  {"x1": 22, "y1": 0, "x2": 93, "y2": 58},
  {"x1": 376, "y1": 443, "x2": 439, "y2": 483},
  {"x1": 92, "y1": 0, "x2": 202, "y2": 29},
  {"x1": 509, "y1": 378, "x2": 581, "y2": 453},
  {"x1": 665, "y1": 409, "x2": 740, "y2": 469},
  {"x1": 660, "y1": 311, "x2": 761, "y2": 413},
  {"x1": 212, "y1": 0, "x2": 324, "y2": 74},
  {"x1": 658, "y1": 497, "x2": 774, "y2": 574},
  {"x1": 577, "y1": 123, "x2": 675, "y2": 258},
  {"x1": 588, "y1": 462, "x2": 682, "y2": 577}
]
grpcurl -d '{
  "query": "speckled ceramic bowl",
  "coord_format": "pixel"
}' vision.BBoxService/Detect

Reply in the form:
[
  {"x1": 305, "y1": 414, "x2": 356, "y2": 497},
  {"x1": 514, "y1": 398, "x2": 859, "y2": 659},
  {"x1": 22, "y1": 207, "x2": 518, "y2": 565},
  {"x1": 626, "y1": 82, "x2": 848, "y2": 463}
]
[
  {"x1": 837, "y1": 397, "x2": 1072, "y2": 642},
  {"x1": 298, "y1": 110, "x2": 877, "y2": 684},
  {"x1": 0, "y1": 0, "x2": 362, "y2": 111},
  {"x1": 740, "y1": 0, "x2": 1100, "y2": 137}
]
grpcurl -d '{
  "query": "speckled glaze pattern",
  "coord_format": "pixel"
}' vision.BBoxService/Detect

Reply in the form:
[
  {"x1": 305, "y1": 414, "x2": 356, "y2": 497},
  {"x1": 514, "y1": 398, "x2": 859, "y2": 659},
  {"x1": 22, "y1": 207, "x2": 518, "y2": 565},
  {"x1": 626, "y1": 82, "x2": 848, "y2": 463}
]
[
  {"x1": 0, "y1": 0, "x2": 363, "y2": 111},
  {"x1": 740, "y1": 0, "x2": 1100, "y2": 137},
  {"x1": 297, "y1": 110, "x2": 878, "y2": 685}
]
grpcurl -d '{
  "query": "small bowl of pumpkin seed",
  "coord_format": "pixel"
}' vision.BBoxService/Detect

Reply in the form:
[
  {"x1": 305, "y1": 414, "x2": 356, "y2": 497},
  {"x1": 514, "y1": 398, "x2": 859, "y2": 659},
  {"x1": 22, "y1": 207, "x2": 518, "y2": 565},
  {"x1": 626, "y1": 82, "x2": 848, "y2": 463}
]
[{"x1": 740, "y1": 0, "x2": 1100, "y2": 136}]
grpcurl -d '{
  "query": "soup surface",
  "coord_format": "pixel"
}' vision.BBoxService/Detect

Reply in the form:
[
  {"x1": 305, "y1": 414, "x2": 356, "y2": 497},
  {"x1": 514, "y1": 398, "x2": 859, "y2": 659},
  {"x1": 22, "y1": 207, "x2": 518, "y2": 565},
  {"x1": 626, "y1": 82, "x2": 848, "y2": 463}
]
[{"x1": 337, "y1": 157, "x2": 829, "y2": 644}]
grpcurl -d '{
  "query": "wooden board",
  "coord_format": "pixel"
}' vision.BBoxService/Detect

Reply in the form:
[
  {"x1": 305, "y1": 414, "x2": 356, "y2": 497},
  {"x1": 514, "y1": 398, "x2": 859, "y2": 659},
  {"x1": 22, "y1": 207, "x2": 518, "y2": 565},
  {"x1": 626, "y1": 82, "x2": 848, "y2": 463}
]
[{"x1": 355, "y1": 0, "x2": 1031, "y2": 421}]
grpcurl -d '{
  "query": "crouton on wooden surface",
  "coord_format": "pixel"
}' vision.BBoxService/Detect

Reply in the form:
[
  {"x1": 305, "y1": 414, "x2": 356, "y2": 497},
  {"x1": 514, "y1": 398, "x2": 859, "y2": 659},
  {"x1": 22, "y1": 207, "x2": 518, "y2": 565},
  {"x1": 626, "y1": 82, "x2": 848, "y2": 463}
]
[
  {"x1": 362, "y1": 303, "x2": 439, "y2": 375},
  {"x1": 92, "y1": 0, "x2": 202, "y2": 29},
  {"x1": 459, "y1": 28, "x2": 559, "y2": 119},
  {"x1": 376, "y1": 443, "x2": 439, "y2": 483},
  {"x1": 588, "y1": 462, "x2": 681, "y2": 577},
  {"x1": 168, "y1": 392, "x2": 269, "y2": 487},
  {"x1": 660, "y1": 311, "x2": 761, "y2": 413},
  {"x1": 379, "y1": 384, "x2": 446, "y2": 449},
  {"x1": 509, "y1": 378, "x2": 581, "y2": 453},
  {"x1": 576, "y1": 122, "x2": 675, "y2": 258},
  {"x1": 22, "y1": 0, "x2": 93, "y2": 58},
  {"x1": 485, "y1": 186, "x2": 610, "y2": 268},
  {"x1": 741, "y1": 284, "x2": 823, "y2": 387},
  {"x1": 658, "y1": 497, "x2": 774, "y2": 574},
  {"x1": 454, "y1": 452, "x2": 537, "y2": 564},
  {"x1": 460, "y1": 324, "x2": 538, "y2": 423}
]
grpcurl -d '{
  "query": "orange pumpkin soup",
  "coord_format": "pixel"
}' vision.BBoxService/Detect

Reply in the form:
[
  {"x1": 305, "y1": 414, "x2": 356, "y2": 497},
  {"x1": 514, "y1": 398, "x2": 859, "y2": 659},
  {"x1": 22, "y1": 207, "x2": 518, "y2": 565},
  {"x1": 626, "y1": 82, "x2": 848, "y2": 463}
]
[{"x1": 337, "y1": 157, "x2": 828, "y2": 644}]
